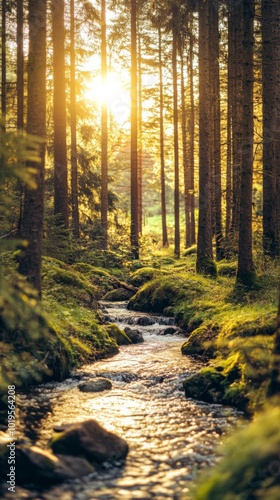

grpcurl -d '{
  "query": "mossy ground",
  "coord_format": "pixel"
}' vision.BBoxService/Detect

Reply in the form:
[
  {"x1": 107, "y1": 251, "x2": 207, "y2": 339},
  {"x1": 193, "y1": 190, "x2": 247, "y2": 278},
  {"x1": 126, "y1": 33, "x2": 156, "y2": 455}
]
[
  {"x1": 127, "y1": 255, "x2": 279, "y2": 414},
  {"x1": 0, "y1": 254, "x2": 125, "y2": 410}
]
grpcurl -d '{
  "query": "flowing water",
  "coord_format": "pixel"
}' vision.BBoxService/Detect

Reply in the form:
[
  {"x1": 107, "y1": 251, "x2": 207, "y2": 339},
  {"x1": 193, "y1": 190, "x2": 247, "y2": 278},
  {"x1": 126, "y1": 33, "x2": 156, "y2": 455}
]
[{"x1": 15, "y1": 302, "x2": 243, "y2": 500}]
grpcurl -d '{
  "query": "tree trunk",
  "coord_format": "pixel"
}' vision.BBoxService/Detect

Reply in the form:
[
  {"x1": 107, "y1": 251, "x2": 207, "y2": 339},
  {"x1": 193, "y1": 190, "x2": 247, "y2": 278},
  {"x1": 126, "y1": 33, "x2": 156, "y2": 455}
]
[
  {"x1": 180, "y1": 49, "x2": 188, "y2": 250},
  {"x1": 230, "y1": 0, "x2": 243, "y2": 238},
  {"x1": 209, "y1": 0, "x2": 224, "y2": 260},
  {"x1": 52, "y1": 0, "x2": 69, "y2": 229},
  {"x1": 188, "y1": 13, "x2": 195, "y2": 247},
  {"x1": 17, "y1": 0, "x2": 24, "y2": 130},
  {"x1": 196, "y1": 0, "x2": 213, "y2": 274},
  {"x1": 1, "y1": 0, "x2": 6, "y2": 130},
  {"x1": 226, "y1": 3, "x2": 232, "y2": 242},
  {"x1": 236, "y1": 0, "x2": 255, "y2": 287},
  {"x1": 130, "y1": 0, "x2": 139, "y2": 259},
  {"x1": 158, "y1": 25, "x2": 168, "y2": 248},
  {"x1": 172, "y1": 11, "x2": 180, "y2": 259},
  {"x1": 262, "y1": 0, "x2": 280, "y2": 257},
  {"x1": 101, "y1": 0, "x2": 108, "y2": 248},
  {"x1": 138, "y1": 30, "x2": 143, "y2": 235},
  {"x1": 18, "y1": 0, "x2": 46, "y2": 296},
  {"x1": 70, "y1": 0, "x2": 80, "y2": 238}
]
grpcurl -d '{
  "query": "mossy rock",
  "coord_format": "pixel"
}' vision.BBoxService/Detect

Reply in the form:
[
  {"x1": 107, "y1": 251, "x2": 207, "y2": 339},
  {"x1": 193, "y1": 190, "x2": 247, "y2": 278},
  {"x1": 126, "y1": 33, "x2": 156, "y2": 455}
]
[
  {"x1": 106, "y1": 323, "x2": 132, "y2": 345},
  {"x1": 181, "y1": 325, "x2": 217, "y2": 357},
  {"x1": 72, "y1": 263, "x2": 120, "y2": 298},
  {"x1": 103, "y1": 288, "x2": 135, "y2": 301},
  {"x1": 183, "y1": 364, "x2": 249, "y2": 411},
  {"x1": 128, "y1": 267, "x2": 167, "y2": 287},
  {"x1": 128, "y1": 276, "x2": 204, "y2": 313}
]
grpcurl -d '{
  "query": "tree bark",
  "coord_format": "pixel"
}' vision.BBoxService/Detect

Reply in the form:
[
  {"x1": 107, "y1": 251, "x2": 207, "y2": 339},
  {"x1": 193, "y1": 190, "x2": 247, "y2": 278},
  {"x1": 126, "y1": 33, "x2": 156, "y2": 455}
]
[
  {"x1": 1, "y1": 0, "x2": 6, "y2": 130},
  {"x1": 101, "y1": 0, "x2": 108, "y2": 248},
  {"x1": 262, "y1": 0, "x2": 280, "y2": 257},
  {"x1": 209, "y1": 0, "x2": 224, "y2": 260},
  {"x1": 172, "y1": 9, "x2": 180, "y2": 258},
  {"x1": 70, "y1": 0, "x2": 80, "y2": 238},
  {"x1": 158, "y1": 25, "x2": 168, "y2": 248},
  {"x1": 52, "y1": 0, "x2": 69, "y2": 229},
  {"x1": 236, "y1": 0, "x2": 255, "y2": 287},
  {"x1": 196, "y1": 0, "x2": 213, "y2": 274},
  {"x1": 130, "y1": 0, "x2": 139, "y2": 258},
  {"x1": 18, "y1": 0, "x2": 46, "y2": 296}
]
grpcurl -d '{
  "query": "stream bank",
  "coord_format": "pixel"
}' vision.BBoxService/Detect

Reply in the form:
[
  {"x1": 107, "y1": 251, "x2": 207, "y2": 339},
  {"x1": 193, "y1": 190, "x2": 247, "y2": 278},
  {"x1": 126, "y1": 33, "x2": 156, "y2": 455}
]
[{"x1": 4, "y1": 301, "x2": 243, "y2": 500}]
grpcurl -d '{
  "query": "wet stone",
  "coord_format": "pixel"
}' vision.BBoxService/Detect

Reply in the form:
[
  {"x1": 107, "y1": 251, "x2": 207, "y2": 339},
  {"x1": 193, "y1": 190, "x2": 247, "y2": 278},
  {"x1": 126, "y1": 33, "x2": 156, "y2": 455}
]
[{"x1": 78, "y1": 377, "x2": 112, "y2": 392}]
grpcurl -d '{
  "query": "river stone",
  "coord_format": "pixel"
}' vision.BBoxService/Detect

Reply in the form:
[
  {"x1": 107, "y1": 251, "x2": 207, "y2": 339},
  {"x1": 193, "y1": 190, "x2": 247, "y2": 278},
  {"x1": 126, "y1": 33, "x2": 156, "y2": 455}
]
[
  {"x1": 136, "y1": 316, "x2": 155, "y2": 326},
  {"x1": 51, "y1": 419, "x2": 129, "y2": 463},
  {"x1": 124, "y1": 326, "x2": 144, "y2": 344},
  {"x1": 78, "y1": 377, "x2": 112, "y2": 392},
  {"x1": 15, "y1": 445, "x2": 94, "y2": 485},
  {"x1": 162, "y1": 326, "x2": 178, "y2": 335}
]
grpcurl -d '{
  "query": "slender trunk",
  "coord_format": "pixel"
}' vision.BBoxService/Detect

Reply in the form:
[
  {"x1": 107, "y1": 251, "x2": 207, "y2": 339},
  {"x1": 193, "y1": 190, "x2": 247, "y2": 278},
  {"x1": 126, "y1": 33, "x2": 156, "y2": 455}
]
[
  {"x1": 138, "y1": 30, "x2": 142, "y2": 235},
  {"x1": 172, "y1": 14, "x2": 180, "y2": 258},
  {"x1": 158, "y1": 25, "x2": 168, "y2": 247},
  {"x1": 196, "y1": 0, "x2": 213, "y2": 274},
  {"x1": 237, "y1": 0, "x2": 255, "y2": 287},
  {"x1": 180, "y1": 51, "x2": 188, "y2": 249},
  {"x1": 262, "y1": 0, "x2": 280, "y2": 257},
  {"x1": 1, "y1": 0, "x2": 6, "y2": 130},
  {"x1": 17, "y1": 0, "x2": 24, "y2": 130},
  {"x1": 70, "y1": 0, "x2": 80, "y2": 238},
  {"x1": 18, "y1": 0, "x2": 46, "y2": 296},
  {"x1": 226, "y1": 4, "x2": 232, "y2": 241},
  {"x1": 52, "y1": 0, "x2": 69, "y2": 228},
  {"x1": 130, "y1": 0, "x2": 139, "y2": 258},
  {"x1": 231, "y1": 0, "x2": 243, "y2": 237},
  {"x1": 209, "y1": 0, "x2": 224, "y2": 260},
  {"x1": 188, "y1": 16, "x2": 195, "y2": 246},
  {"x1": 16, "y1": 0, "x2": 24, "y2": 236},
  {"x1": 101, "y1": 0, "x2": 108, "y2": 248}
]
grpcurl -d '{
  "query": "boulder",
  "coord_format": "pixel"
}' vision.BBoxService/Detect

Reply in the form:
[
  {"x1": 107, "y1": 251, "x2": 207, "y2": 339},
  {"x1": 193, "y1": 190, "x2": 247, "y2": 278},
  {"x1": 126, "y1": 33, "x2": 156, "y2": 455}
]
[
  {"x1": 78, "y1": 377, "x2": 112, "y2": 392},
  {"x1": 124, "y1": 326, "x2": 144, "y2": 344},
  {"x1": 162, "y1": 326, "x2": 178, "y2": 335},
  {"x1": 136, "y1": 316, "x2": 155, "y2": 326},
  {"x1": 16, "y1": 445, "x2": 94, "y2": 485},
  {"x1": 51, "y1": 419, "x2": 129, "y2": 464}
]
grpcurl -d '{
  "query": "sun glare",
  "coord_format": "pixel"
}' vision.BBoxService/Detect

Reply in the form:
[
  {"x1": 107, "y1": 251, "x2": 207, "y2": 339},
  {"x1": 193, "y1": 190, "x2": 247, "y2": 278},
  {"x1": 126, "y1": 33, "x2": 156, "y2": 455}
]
[{"x1": 84, "y1": 72, "x2": 130, "y2": 125}]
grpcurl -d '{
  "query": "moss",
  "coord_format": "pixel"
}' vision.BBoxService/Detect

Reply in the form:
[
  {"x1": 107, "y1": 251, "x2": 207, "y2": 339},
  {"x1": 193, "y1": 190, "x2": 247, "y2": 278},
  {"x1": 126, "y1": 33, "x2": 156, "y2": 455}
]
[
  {"x1": 217, "y1": 261, "x2": 237, "y2": 277},
  {"x1": 196, "y1": 257, "x2": 218, "y2": 277},
  {"x1": 181, "y1": 325, "x2": 218, "y2": 357},
  {"x1": 103, "y1": 288, "x2": 135, "y2": 301},
  {"x1": 128, "y1": 267, "x2": 167, "y2": 287},
  {"x1": 183, "y1": 245, "x2": 197, "y2": 256},
  {"x1": 193, "y1": 406, "x2": 280, "y2": 500},
  {"x1": 183, "y1": 364, "x2": 249, "y2": 412},
  {"x1": 106, "y1": 323, "x2": 131, "y2": 345},
  {"x1": 128, "y1": 275, "x2": 205, "y2": 313}
]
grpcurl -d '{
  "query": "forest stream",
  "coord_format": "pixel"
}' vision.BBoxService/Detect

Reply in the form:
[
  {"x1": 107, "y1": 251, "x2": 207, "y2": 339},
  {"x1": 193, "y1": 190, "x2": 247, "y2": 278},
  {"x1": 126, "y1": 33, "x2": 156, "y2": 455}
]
[{"x1": 15, "y1": 302, "x2": 243, "y2": 500}]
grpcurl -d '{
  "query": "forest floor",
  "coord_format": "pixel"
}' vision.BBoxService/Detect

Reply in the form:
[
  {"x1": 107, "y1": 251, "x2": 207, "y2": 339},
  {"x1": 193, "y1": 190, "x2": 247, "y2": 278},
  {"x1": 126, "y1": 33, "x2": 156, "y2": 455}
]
[{"x1": 1, "y1": 246, "x2": 280, "y2": 498}]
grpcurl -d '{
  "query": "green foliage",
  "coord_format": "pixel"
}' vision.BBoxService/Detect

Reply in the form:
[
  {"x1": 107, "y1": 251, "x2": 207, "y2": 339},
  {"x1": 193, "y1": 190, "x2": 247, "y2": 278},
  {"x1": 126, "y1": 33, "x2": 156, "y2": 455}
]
[
  {"x1": 0, "y1": 275, "x2": 70, "y2": 391},
  {"x1": 193, "y1": 406, "x2": 280, "y2": 500}
]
